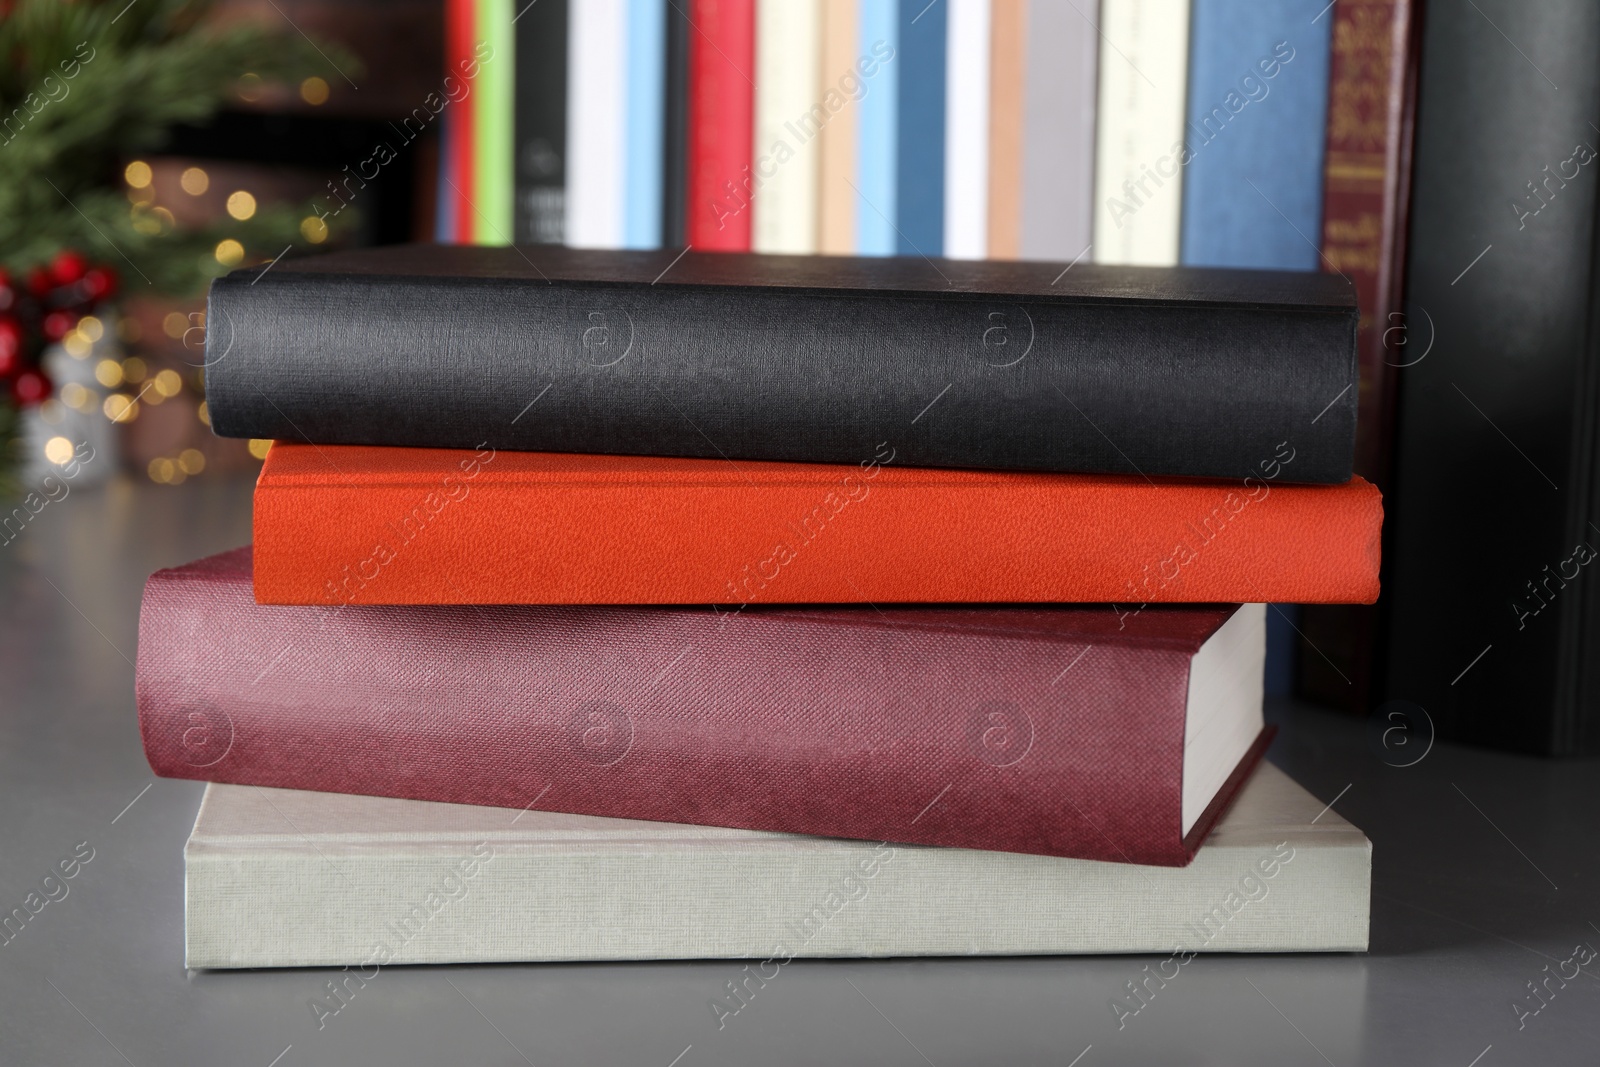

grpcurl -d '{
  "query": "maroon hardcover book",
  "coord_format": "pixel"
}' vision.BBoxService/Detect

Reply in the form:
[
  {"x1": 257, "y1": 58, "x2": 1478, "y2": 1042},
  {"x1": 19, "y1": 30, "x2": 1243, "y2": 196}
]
[{"x1": 136, "y1": 548, "x2": 1272, "y2": 866}]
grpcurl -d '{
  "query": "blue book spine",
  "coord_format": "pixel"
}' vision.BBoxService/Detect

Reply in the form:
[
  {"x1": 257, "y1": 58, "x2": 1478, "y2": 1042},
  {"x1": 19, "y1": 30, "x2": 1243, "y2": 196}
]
[
  {"x1": 894, "y1": 0, "x2": 943, "y2": 256},
  {"x1": 1178, "y1": 0, "x2": 1332, "y2": 269},
  {"x1": 857, "y1": 0, "x2": 899, "y2": 256},
  {"x1": 1179, "y1": 0, "x2": 1331, "y2": 698},
  {"x1": 435, "y1": 109, "x2": 457, "y2": 242},
  {"x1": 624, "y1": 0, "x2": 666, "y2": 249}
]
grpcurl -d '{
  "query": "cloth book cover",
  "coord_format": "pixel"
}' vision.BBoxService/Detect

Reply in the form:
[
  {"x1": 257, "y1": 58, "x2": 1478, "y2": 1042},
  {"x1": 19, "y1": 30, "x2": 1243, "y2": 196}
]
[
  {"x1": 184, "y1": 760, "x2": 1371, "y2": 968},
  {"x1": 201, "y1": 243, "x2": 1361, "y2": 484},
  {"x1": 139, "y1": 548, "x2": 1272, "y2": 866},
  {"x1": 250, "y1": 443, "x2": 1382, "y2": 606}
]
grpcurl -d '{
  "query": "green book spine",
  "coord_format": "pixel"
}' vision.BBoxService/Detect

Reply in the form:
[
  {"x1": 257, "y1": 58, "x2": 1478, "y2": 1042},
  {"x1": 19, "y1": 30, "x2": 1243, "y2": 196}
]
[{"x1": 474, "y1": 0, "x2": 516, "y2": 244}]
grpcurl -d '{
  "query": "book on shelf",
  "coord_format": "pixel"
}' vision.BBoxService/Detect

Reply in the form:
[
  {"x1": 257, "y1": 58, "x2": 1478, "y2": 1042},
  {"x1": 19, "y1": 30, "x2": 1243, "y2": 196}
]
[
  {"x1": 203, "y1": 244, "x2": 1363, "y2": 483},
  {"x1": 183, "y1": 760, "x2": 1370, "y2": 968},
  {"x1": 942, "y1": 0, "x2": 990, "y2": 260},
  {"x1": 1297, "y1": 0, "x2": 1421, "y2": 713},
  {"x1": 752, "y1": 0, "x2": 822, "y2": 254},
  {"x1": 1019, "y1": 0, "x2": 1096, "y2": 262},
  {"x1": 139, "y1": 548, "x2": 1274, "y2": 866},
  {"x1": 1093, "y1": 0, "x2": 1192, "y2": 266},
  {"x1": 894, "y1": 0, "x2": 944, "y2": 254},
  {"x1": 512, "y1": 0, "x2": 568, "y2": 245},
  {"x1": 685, "y1": 0, "x2": 756, "y2": 250},
  {"x1": 1380, "y1": 0, "x2": 1600, "y2": 755}
]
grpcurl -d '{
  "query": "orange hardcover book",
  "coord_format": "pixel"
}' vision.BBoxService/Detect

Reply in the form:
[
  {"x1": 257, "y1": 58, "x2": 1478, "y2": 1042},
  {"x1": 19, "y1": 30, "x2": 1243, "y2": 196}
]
[{"x1": 253, "y1": 442, "x2": 1382, "y2": 606}]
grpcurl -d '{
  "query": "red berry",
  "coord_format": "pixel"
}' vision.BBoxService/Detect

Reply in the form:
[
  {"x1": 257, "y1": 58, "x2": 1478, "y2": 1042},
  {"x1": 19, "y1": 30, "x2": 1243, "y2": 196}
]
[
  {"x1": 42, "y1": 309, "x2": 76, "y2": 341},
  {"x1": 0, "y1": 333, "x2": 18, "y2": 378},
  {"x1": 0, "y1": 317, "x2": 19, "y2": 366},
  {"x1": 51, "y1": 251, "x2": 87, "y2": 285},
  {"x1": 12, "y1": 369, "x2": 50, "y2": 406},
  {"x1": 82, "y1": 267, "x2": 116, "y2": 301},
  {"x1": 26, "y1": 267, "x2": 52, "y2": 297}
]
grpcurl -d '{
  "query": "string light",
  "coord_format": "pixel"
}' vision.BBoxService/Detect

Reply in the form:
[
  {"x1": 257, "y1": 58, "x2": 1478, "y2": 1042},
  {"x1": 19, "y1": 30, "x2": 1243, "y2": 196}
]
[
  {"x1": 227, "y1": 190, "x2": 257, "y2": 220},
  {"x1": 59, "y1": 382, "x2": 91, "y2": 410},
  {"x1": 103, "y1": 394, "x2": 138, "y2": 422},
  {"x1": 196, "y1": 400, "x2": 211, "y2": 426},
  {"x1": 180, "y1": 167, "x2": 210, "y2": 195},
  {"x1": 300, "y1": 216, "x2": 329, "y2": 244},
  {"x1": 121, "y1": 356, "x2": 147, "y2": 383},
  {"x1": 124, "y1": 161, "x2": 152, "y2": 188},
  {"x1": 178, "y1": 449, "x2": 206, "y2": 475},
  {"x1": 44, "y1": 437, "x2": 74, "y2": 465},
  {"x1": 248, "y1": 439, "x2": 273, "y2": 459},
  {"x1": 63, "y1": 331, "x2": 91, "y2": 358},
  {"x1": 300, "y1": 76, "x2": 330, "y2": 105},
  {"x1": 214, "y1": 239, "x2": 244, "y2": 266},
  {"x1": 94, "y1": 359, "x2": 123, "y2": 387},
  {"x1": 153, "y1": 369, "x2": 183, "y2": 397}
]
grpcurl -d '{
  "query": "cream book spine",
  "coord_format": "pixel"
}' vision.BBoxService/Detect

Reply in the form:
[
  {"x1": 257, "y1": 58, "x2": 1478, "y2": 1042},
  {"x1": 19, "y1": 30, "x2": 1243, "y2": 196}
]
[
  {"x1": 753, "y1": 0, "x2": 822, "y2": 253},
  {"x1": 185, "y1": 762, "x2": 1370, "y2": 968},
  {"x1": 1092, "y1": 0, "x2": 1191, "y2": 265}
]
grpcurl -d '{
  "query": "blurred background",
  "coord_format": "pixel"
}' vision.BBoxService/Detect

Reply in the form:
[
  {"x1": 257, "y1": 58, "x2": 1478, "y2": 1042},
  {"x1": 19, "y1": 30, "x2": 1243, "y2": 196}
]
[{"x1": 1, "y1": 0, "x2": 1594, "y2": 755}]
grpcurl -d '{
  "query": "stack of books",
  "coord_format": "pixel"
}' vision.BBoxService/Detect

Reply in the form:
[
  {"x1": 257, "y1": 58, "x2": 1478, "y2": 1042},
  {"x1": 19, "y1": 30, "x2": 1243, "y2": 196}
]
[{"x1": 137, "y1": 246, "x2": 1380, "y2": 968}]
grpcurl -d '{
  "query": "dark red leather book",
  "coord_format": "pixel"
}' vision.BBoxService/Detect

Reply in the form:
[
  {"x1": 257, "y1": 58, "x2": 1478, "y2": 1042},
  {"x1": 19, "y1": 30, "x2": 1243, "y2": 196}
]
[
  {"x1": 685, "y1": 0, "x2": 755, "y2": 249},
  {"x1": 1301, "y1": 0, "x2": 1421, "y2": 709},
  {"x1": 137, "y1": 548, "x2": 1271, "y2": 866}
]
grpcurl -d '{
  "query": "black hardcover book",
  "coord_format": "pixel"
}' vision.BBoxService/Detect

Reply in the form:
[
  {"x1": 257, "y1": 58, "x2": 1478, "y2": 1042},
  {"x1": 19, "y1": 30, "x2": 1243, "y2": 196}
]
[
  {"x1": 512, "y1": 0, "x2": 567, "y2": 245},
  {"x1": 204, "y1": 245, "x2": 1359, "y2": 482},
  {"x1": 1382, "y1": 0, "x2": 1600, "y2": 753},
  {"x1": 662, "y1": 0, "x2": 689, "y2": 248}
]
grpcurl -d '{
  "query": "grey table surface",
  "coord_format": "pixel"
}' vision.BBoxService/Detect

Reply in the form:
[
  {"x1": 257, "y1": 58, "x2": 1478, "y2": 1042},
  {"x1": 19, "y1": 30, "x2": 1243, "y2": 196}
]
[{"x1": 1, "y1": 474, "x2": 1597, "y2": 1066}]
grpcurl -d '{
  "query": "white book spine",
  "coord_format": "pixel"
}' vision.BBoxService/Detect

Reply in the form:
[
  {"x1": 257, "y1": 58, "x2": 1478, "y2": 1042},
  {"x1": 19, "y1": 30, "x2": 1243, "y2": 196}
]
[
  {"x1": 565, "y1": 0, "x2": 627, "y2": 249},
  {"x1": 1092, "y1": 0, "x2": 1191, "y2": 265},
  {"x1": 753, "y1": 0, "x2": 822, "y2": 254},
  {"x1": 943, "y1": 0, "x2": 991, "y2": 260}
]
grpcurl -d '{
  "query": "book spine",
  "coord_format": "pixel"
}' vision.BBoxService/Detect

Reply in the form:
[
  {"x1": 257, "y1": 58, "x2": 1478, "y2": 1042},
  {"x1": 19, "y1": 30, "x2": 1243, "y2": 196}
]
[
  {"x1": 1382, "y1": 0, "x2": 1600, "y2": 754},
  {"x1": 138, "y1": 562, "x2": 1203, "y2": 864},
  {"x1": 564, "y1": 0, "x2": 626, "y2": 247},
  {"x1": 207, "y1": 270, "x2": 1362, "y2": 481},
  {"x1": 1297, "y1": 0, "x2": 1418, "y2": 712},
  {"x1": 1019, "y1": 0, "x2": 1095, "y2": 261},
  {"x1": 445, "y1": 0, "x2": 478, "y2": 242},
  {"x1": 624, "y1": 0, "x2": 667, "y2": 249},
  {"x1": 686, "y1": 0, "x2": 756, "y2": 249},
  {"x1": 1319, "y1": 0, "x2": 1415, "y2": 487},
  {"x1": 513, "y1": 0, "x2": 568, "y2": 244},
  {"x1": 250, "y1": 446, "x2": 1383, "y2": 605},
  {"x1": 942, "y1": 0, "x2": 989, "y2": 259},
  {"x1": 663, "y1": 0, "x2": 690, "y2": 246},
  {"x1": 434, "y1": 109, "x2": 457, "y2": 241},
  {"x1": 1092, "y1": 0, "x2": 1190, "y2": 265},
  {"x1": 753, "y1": 0, "x2": 822, "y2": 253},
  {"x1": 1178, "y1": 0, "x2": 1332, "y2": 269},
  {"x1": 817, "y1": 0, "x2": 860, "y2": 255},
  {"x1": 985, "y1": 0, "x2": 1024, "y2": 259},
  {"x1": 855, "y1": 0, "x2": 898, "y2": 255},
  {"x1": 473, "y1": 0, "x2": 516, "y2": 245},
  {"x1": 894, "y1": 0, "x2": 943, "y2": 254}
]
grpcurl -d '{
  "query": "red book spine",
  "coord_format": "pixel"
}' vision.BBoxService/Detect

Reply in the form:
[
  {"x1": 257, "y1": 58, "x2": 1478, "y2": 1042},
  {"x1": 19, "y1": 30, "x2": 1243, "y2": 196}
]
[
  {"x1": 251, "y1": 444, "x2": 1383, "y2": 607},
  {"x1": 137, "y1": 548, "x2": 1266, "y2": 866},
  {"x1": 686, "y1": 0, "x2": 755, "y2": 249},
  {"x1": 446, "y1": 0, "x2": 477, "y2": 242}
]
